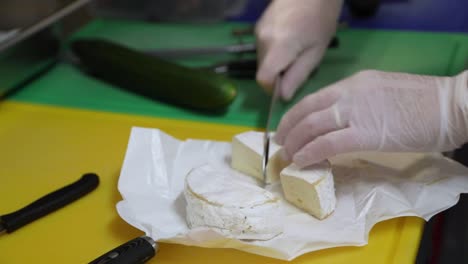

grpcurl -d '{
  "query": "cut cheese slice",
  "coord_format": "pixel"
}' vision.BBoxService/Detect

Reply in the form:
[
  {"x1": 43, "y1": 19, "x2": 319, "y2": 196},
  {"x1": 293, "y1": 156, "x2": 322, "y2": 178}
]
[
  {"x1": 184, "y1": 164, "x2": 283, "y2": 240},
  {"x1": 231, "y1": 131, "x2": 289, "y2": 183},
  {"x1": 280, "y1": 161, "x2": 336, "y2": 220}
]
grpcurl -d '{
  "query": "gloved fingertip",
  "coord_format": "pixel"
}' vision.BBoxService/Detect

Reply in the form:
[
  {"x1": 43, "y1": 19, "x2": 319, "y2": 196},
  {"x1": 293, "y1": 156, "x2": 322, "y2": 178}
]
[
  {"x1": 280, "y1": 61, "x2": 311, "y2": 102},
  {"x1": 273, "y1": 133, "x2": 285, "y2": 145},
  {"x1": 281, "y1": 87, "x2": 296, "y2": 102},
  {"x1": 293, "y1": 152, "x2": 323, "y2": 169},
  {"x1": 292, "y1": 154, "x2": 306, "y2": 168},
  {"x1": 280, "y1": 148, "x2": 291, "y2": 162},
  {"x1": 256, "y1": 71, "x2": 274, "y2": 94}
]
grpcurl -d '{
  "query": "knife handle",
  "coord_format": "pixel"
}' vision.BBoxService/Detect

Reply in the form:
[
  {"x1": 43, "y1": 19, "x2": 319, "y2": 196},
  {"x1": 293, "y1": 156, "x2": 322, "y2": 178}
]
[
  {"x1": 0, "y1": 173, "x2": 99, "y2": 233},
  {"x1": 89, "y1": 236, "x2": 157, "y2": 264}
]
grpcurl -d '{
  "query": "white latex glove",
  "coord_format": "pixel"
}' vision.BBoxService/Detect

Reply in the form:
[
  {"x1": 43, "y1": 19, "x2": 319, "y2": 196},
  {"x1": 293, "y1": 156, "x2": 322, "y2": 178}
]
[
  {"x1": 255, "y1": 0, "x2": 343, "y2": 101},
  {"x1": 275, "y1": 70, "x2": 468, "y2": 167}
]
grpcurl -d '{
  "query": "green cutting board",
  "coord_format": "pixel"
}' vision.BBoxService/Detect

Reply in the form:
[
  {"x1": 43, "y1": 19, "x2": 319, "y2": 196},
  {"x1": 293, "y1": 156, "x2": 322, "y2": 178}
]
[{"x1": 9, "y1": 19, "x2": 468, "y2": 128}]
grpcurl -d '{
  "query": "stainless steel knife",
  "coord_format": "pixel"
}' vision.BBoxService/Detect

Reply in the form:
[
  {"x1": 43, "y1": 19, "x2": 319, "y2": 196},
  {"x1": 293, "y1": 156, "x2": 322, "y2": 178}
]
[
  {"x1": 262, "y1": 75, "x2": 282, "y2": 184},
  {"x1": 145, "y1": 42, "x2": 256, "y2": 59},
  {"x1": 144, "y1": 36, "x2": 338, "y2": 60}
]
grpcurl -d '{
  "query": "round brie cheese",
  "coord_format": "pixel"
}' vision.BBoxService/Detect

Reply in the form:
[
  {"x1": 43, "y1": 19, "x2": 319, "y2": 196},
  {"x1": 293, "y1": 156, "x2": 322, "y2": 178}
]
[{"x1": 184, "y1": 164, "x2": 283, "y2": 240}]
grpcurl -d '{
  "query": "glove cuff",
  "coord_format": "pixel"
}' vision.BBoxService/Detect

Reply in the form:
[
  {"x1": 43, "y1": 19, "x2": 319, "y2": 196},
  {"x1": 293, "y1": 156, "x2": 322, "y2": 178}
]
[{"x1": 446, "y1": 70, "x2": 468, "y2": 150}]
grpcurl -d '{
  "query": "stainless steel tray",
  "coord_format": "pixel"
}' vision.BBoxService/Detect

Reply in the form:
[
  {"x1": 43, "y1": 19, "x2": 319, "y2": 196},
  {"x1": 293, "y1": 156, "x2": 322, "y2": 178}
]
[{"x1": 0, "y1": 0, "x2": 91, "y2": 98}]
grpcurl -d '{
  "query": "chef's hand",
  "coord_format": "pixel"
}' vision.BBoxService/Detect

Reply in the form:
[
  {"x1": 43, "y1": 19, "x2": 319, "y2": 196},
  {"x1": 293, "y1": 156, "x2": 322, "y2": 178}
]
[
  {"x1": 255, "y1": 0, "x2": 343, "y2": 101},
  {"x1": 275, "y1": 70, "x2": 468, "y2": 167}
]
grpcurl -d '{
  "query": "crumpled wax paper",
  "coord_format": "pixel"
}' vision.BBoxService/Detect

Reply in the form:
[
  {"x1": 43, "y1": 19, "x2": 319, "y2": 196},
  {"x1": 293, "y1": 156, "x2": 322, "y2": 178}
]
[{"x1": 116, "y1": 127, "x2": 468, "y2": 260}]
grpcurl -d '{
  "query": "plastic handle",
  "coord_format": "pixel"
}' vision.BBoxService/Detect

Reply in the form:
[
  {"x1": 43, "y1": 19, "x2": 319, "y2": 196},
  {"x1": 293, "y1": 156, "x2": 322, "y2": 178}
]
[
  {"x1": 89, "y1": 236, "x2": 157, "y2": 264},
  {"x1": 0, "y1": 173, "x2": 99, "y2": 233}
]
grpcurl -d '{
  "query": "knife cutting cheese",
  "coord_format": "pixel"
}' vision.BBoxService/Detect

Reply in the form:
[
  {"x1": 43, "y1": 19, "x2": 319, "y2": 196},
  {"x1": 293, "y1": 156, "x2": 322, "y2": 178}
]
[
  {"x1": 231, "y1": 131, "x2": 288, "y2": 184},
  {"x1": 230, "y1": 131, "x2": 337, "y2": 220},
  {"x1": 261, "y1": 76, "x2": 282, "y2": 184}
]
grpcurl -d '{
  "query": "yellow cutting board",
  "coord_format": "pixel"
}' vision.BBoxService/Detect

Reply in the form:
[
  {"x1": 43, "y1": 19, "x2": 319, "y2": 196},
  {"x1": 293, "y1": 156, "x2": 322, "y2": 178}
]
[{"x1": 0, "y1": 101, "x2": 423, "y2": 263}]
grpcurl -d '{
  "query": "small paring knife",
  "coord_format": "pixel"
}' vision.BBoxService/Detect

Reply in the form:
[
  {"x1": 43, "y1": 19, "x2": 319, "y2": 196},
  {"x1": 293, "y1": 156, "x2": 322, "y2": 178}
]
[
  {"x1": 0, "y1": 173, "x2": 99, "y2": 234},
  {"x1": 262, "y1": 76, "x2": 282, "y2": 184}
]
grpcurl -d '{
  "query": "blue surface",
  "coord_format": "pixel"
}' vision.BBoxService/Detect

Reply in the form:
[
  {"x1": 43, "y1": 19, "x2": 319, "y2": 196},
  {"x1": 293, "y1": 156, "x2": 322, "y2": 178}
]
[
  {"x1": 228, "y1": 0, "x2": 468, "y2": 33},
  {"x1": 341, "y1": 0, "x2": 468, "y2": 33},
  {"x1": 227, "y1": 0, "x2": 269, "y2": 22}
]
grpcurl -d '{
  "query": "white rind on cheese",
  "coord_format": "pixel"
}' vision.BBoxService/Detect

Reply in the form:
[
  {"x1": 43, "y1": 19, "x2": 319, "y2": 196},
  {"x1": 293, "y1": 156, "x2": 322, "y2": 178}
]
[
  {"x1": 184, "y1": 164, "x2": 283, "y2": 240},
  {"x1": 231, "y1": 131, "x2": 289, "y2": 183},
  {"x1": 280, "y1": 161, "x2": 336, "y2": 220}
]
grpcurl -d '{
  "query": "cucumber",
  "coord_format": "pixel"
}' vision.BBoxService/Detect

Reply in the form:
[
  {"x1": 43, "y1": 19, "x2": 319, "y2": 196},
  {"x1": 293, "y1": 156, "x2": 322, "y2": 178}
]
[{"x1": 71, "y1": 38, "x2": 237, "y2": 111}]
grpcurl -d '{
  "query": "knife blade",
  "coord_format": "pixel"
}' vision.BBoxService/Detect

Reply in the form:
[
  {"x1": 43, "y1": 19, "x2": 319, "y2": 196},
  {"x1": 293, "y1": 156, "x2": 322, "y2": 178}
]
[
  {"x1": 145, "y1": 42, "x2": 256, "y2": 59},
  {"x1": 144, "y1": 36, "x2": 338, "y2": 60},
  {"x1": 262, "y1": 76, "x2": 282, "y2": 184}
]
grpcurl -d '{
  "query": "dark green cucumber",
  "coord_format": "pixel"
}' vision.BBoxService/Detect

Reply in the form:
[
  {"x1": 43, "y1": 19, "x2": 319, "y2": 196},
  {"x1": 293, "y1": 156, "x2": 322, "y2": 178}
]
[{"x1": 71, "y1": 39, "x2": 237, "y2": 111}]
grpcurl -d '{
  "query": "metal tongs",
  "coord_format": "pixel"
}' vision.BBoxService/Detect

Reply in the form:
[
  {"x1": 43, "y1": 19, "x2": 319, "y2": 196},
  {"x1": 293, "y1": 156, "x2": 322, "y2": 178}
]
[{"x1": 262, "y1": 75, "x2": 282, "y2": 185}]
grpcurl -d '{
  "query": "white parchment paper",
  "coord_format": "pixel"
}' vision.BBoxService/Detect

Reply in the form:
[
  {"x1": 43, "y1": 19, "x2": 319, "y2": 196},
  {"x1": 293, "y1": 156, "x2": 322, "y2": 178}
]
[{"x1": 117, "y1": 127, "x2": 468, "y2": 260}]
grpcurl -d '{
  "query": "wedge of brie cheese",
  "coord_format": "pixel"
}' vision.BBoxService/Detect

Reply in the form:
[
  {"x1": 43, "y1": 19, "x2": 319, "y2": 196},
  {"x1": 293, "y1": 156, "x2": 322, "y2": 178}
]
[
  {"x1": 231, "y1": 131, "x2": 289, "y2": 183},
  {"x1": 280, "y1": 161, "x2": 336, "y2": 220},
  {"x1": 184, "y1": 164, "x2": 283, "y2": 240}
]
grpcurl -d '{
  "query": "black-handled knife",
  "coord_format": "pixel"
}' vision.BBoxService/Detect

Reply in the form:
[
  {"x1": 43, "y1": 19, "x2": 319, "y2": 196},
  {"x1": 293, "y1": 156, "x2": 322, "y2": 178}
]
[
  {"x1": 89, "y1": 236, "x2": 158, "y2": 264},
  {"x1": 201, "y1": 36, "x2": 339, "y2": 79},
  {"x1": 0, "y1": 173, "x2": 99, "y2": 234}
]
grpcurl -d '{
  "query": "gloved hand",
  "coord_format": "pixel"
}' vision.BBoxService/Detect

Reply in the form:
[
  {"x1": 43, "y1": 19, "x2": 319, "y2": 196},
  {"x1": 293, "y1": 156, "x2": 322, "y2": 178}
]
[
  {"x1": 255, "y1": 0, "x2": 343, "y2": 101},
  {"x1": 275, "y1": 70, "x2": 468, "y2": 168}
]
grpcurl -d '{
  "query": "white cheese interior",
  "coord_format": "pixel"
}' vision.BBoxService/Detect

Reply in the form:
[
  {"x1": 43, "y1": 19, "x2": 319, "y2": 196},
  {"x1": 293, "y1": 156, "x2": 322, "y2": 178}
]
[
  {"x1": 280, "y1": 161, "x2": 336, "y2": 220},
  {"x1": 184, "y1": 164, "x2": 283, "y2": 240},
  {"x1": 231, "y1": 131, "x2": 288, "y2": 183}
]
